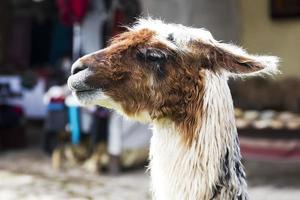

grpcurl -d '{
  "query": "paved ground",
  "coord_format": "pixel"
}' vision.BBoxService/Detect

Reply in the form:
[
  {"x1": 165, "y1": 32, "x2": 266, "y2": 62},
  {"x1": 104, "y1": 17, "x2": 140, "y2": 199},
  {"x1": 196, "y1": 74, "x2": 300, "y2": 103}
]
[
  {"x1": 0, "y1": 148, "x2": 300, "y2": 200},
  {"x1": 0, "y1": 149, "x2": 150, "y2": 200}
]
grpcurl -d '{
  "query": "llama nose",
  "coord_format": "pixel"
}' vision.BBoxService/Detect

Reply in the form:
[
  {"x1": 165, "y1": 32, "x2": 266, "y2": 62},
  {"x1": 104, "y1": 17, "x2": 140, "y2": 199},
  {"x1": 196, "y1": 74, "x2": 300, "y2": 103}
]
[{"x1": 71, "y1": 60, "x2": 88, "y2": 75}]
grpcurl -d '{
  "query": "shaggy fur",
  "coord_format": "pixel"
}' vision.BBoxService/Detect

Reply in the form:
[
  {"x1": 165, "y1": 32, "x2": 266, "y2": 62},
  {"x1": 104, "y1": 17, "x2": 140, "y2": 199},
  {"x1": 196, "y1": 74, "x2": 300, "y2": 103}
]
[{"x1": 68, "y1": 18, "x2": 279, "y2": 200}]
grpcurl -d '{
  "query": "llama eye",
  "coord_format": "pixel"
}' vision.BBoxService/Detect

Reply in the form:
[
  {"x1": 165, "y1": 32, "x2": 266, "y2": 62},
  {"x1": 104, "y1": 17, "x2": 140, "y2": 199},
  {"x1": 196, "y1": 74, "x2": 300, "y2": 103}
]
[
  {"x1": 137, "y1": 48, "x2": 167, "y2": 64},
  {"x1": 147, "y1": 51, "x2": 166, "y2": 63}
]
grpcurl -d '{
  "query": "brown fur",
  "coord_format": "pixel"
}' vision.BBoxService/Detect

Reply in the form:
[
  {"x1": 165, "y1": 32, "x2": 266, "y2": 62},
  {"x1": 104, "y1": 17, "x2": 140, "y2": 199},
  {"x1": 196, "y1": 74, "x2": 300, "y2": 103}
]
[
  {"x1": 189, "y1": 42, "x2": 264, "y2": 74},
  {"x1": 79, "y1": 29, "x2": 206, "y2": 145},
  {"x1": 76, "y1": 29, "x2": 266, "y2": 146}
]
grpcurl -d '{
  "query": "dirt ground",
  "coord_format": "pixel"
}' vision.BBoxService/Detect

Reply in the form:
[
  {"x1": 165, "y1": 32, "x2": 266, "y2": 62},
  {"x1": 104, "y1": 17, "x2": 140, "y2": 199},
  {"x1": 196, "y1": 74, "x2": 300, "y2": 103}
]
[{"x1": 0, "y1": 148, "x2": 300, "y2": 200}]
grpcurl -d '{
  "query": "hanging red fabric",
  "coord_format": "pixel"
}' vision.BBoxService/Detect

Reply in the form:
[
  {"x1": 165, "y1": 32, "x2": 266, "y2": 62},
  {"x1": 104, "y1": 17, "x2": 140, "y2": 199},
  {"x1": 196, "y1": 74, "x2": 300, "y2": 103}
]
[
  {"x1": 56, "y1": 0, "x2": 89, "y2": 25},
  {"x1": 111, "y1": 8, "x2": 126, "y2": 36}
]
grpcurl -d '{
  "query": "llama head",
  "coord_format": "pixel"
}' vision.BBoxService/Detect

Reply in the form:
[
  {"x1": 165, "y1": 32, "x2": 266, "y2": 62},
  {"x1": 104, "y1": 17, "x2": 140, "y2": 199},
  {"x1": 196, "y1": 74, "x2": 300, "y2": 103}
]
[{"x1": 68, "y1": 18, "x2": 279, "y2": 142}]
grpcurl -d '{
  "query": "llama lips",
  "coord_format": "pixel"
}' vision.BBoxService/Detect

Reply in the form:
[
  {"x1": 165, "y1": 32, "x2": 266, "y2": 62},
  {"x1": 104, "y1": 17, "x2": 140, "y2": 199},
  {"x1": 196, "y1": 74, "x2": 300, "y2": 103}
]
[{"x1": 67, "y1": 74, "x2": 95, "y2": 92}]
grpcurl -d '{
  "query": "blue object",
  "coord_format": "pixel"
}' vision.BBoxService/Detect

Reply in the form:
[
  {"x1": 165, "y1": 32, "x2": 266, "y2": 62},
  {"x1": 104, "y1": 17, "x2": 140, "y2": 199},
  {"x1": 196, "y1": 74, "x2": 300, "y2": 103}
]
[
  {"x1": 47, "y1": 103, "x2": 65, "y2": 111},
  {"x1": 68, "y1": 106, "x2": 80, "y2": 144}
]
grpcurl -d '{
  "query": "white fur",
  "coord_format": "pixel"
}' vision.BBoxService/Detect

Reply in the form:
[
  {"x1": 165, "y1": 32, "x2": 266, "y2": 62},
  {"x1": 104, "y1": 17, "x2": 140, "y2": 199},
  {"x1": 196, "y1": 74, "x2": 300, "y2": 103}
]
[
  {"x1": 150, "y1": 71, "x2": 247, "y2": 200},
  {"x1": 133, "y1": 18, "x2": 215, "y2": 51}
]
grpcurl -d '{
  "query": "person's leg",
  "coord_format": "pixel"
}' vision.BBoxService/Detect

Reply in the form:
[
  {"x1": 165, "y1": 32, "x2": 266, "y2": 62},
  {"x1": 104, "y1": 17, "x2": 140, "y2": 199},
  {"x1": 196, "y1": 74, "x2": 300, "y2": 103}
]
[{"x1": 42, "y1": 130, "x2": 58, "y2": 154}]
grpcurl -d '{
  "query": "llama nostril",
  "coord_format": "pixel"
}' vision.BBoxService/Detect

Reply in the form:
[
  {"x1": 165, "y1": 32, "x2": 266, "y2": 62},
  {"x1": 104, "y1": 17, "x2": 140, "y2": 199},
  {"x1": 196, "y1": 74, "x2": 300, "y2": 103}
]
[{"x1": 71, "y1": 62, "x2": 88, "y2": 75}]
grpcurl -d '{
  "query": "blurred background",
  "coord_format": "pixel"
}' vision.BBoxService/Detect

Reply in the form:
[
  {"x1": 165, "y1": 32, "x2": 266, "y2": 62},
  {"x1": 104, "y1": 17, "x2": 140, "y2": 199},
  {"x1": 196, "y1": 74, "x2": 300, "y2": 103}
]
[{"x1": 0, "y1": 0, "x2": 300, "y2": 199}]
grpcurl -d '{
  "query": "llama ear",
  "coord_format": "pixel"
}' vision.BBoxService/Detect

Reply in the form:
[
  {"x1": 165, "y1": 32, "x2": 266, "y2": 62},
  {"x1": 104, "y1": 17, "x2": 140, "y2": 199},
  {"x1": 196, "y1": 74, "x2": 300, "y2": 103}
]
[{"x1": 205, "y1": 42, "x2": 280, "y2": 76}]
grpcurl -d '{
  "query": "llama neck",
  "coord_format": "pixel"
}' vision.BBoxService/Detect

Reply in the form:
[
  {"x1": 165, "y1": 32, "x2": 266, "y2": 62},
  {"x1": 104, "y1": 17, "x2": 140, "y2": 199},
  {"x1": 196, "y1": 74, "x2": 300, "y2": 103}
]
[{"x1": 149, "y1": 72, "x2": 248, "y2": 200}]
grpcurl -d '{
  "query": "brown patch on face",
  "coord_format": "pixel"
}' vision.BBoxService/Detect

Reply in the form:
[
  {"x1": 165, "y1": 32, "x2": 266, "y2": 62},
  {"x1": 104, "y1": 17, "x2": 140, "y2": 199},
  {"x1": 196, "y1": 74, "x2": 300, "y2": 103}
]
[
  {"x1": 78, "y1": 28, "x2": 207, "y2": 146},
  {"x1": 108, "y1": 29, "x2": 156, "y2": 54},
  {"x1": 80, "y1": 29, "x2": 157, "y2": 116},
  {"x1": 189, "y1": 42, "x2": 264, "y2": 74},
  {"x1": 148, "y1": 54, "x2": 206, "y2": 146}
]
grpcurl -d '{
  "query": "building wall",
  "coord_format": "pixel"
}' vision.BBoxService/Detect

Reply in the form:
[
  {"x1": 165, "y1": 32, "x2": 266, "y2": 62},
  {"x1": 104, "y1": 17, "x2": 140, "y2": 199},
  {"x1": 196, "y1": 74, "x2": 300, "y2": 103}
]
[
  {"x1": 239, "y1": 0, "x2": 300, "y2": 77},
  {"x1": 140, "y1": 0, "x2": 300, "y2": 78},
  {"x1": 139, "y1": 0, "x2": 239, "y2": 43}
]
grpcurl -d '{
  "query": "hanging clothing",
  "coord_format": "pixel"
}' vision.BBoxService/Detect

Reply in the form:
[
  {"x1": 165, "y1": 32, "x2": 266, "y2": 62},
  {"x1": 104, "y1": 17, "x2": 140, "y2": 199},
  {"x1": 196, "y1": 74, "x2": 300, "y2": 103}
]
[
  {"x1": 81, "y1": 0, "x2": 107, "y2": 54},
  {"x1": 56, "y1": 0, "x2": 89, "y2": 25},
  {"x1": 49, "y1": 18, "x2": 73, "y2": 65}
]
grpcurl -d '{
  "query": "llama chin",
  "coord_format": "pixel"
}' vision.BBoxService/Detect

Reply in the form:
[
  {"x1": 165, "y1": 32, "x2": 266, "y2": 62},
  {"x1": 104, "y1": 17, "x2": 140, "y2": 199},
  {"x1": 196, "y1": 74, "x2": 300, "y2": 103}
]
[{"x1": 68, "y1": 18, "x2": 279, "y2": 200}]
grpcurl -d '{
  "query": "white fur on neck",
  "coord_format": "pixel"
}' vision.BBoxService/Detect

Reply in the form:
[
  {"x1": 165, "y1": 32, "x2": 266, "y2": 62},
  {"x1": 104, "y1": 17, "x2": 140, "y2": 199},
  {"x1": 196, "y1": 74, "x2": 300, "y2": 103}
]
[{"x1": 149, "y1": 71, "x2": 247, "y2": 200}]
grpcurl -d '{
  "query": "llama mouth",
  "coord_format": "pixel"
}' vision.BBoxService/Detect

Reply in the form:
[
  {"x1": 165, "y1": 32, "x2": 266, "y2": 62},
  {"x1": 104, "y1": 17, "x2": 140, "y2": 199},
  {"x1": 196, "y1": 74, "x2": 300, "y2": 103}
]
[
  {"x1": 73, "y1": 89, "x2": 101, "y2": 99},
  {"x1": 67, "y1": 75, "x2": 96, "y2": 92},
  {"x1": 67, "y1": 75, "x2": 110, "y2": 106},
  {"x1": 72, "y1": 89, "x2": 103, "y2": 105},
  {"x1": 74, "y1": 89, "x2": 97, "y2": 94},
  {"x1": 72, "y1": 89, "x2": 118, "y2": 109}
]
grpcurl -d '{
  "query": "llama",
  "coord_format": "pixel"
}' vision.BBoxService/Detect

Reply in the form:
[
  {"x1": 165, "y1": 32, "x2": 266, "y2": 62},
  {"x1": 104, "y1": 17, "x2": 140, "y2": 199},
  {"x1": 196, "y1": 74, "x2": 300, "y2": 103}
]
[{"x1": 68, "y1": 19, "x2": 279, "y2": 200}]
